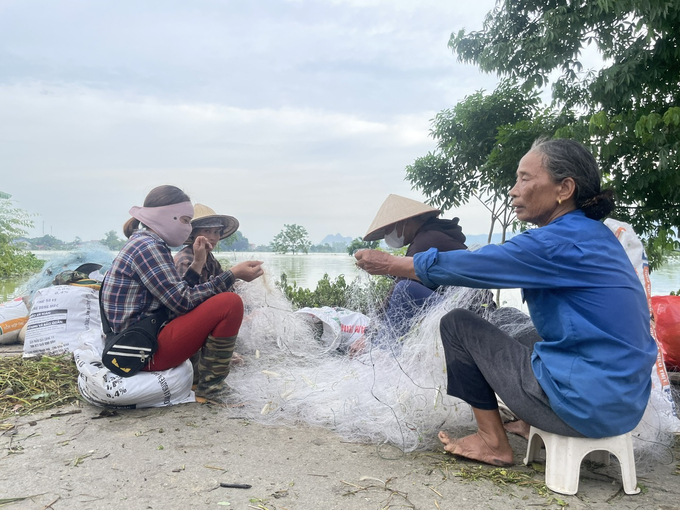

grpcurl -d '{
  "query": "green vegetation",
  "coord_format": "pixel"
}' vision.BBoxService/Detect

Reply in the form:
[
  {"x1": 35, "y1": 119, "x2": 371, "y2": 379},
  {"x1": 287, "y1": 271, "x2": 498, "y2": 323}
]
[
  {"x1": 0, "y1": 199, "x2": 44, "y2": 278},
  {"x1": 279, "y1": 273, "x2": 349, "y2": 309},
  {"x1": 454, "y1": 464, "x2": 568, "y2": 508},
  {"x1": 346, "y1": 237, "x2": 379, "y2": 255},
  {"x1": 409, "y1": 0, "x2": 680, "y2": 267},
  {"x1": 277, "y1": 272, "x2": 392, "y2": 315},
  {"x1": 217, "y1": 231, "x2": 250, "y2": 251},
  {"x1": 271, "y1": 224, "x2": 312, "y2": 254},
  {"x1": 407, "y1": 81, "x2": 570, "y2": 244},
  {"x1": 100, "y1": 230, "x2": 126, "y2": 251},
  {"x1": 0, "y1": 355, "x2": 80, "y2": 420}
]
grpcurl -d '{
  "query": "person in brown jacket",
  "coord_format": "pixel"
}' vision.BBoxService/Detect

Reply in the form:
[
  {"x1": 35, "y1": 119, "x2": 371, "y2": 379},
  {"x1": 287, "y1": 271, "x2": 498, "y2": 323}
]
[{"x1": 350, "y1": 195, "x2": 473, "y2": 355}]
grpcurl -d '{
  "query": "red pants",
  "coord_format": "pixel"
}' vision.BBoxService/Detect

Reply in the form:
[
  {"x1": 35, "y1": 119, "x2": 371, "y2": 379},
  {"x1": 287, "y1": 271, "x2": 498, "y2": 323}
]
[{"x1": 146, "y1": 292, "x2": 244, "y2": 371}]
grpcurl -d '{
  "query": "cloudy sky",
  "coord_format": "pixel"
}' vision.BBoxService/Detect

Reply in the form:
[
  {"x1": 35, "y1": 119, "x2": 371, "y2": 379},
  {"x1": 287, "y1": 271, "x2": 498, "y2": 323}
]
[{"x1": 1, "y1": 0, "x2": 502, "y2": 246}]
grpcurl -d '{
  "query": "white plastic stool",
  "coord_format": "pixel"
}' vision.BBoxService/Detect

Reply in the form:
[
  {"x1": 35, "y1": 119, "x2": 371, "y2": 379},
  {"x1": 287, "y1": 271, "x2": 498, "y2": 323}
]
[{"x1": 523, "y1": 426, "x2": 640, "y2": 495}]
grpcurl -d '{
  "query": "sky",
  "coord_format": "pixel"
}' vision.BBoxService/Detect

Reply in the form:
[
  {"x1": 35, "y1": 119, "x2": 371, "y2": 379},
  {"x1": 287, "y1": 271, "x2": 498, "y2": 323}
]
[{"x1": 1, "y1": 0, "x2": 503, "y2": 246}]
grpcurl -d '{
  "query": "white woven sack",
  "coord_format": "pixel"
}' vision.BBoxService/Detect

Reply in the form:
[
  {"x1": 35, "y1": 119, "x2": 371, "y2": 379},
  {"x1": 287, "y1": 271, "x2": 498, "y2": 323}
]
[
  {"x1": 295, "y1": 306, "x2": 369, "y2": 351},
  {"x1": 23, "y1": 285, "x2": 101, "y2": 356},
  {"x1": 74, "y1": 337, "x2": 194, "y2": 409},
  {"x1": 0, "y1": 298, "x2": 29, "y2": 345},
  {"x1": 605, "y1": 218, "x2": 679, "y2": 433}
]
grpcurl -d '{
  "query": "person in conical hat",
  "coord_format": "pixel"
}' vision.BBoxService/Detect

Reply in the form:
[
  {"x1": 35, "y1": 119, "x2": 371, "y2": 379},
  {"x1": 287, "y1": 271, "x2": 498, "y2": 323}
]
[
  {"x1": 101, "y1": 187, "x2": 264, "y2": 405},
  {"x1": 363, "y1": 194, "x2": 466, "y2": 255},
  {"x1": 349, "y1": 194, "x2": 471, "y2": 356},
  {"x1": 174, "y1": 204, "x2": 257, "y2": 384},
  {"x1": 174, "y1": 204, "x2": 240, "y2": 285}
]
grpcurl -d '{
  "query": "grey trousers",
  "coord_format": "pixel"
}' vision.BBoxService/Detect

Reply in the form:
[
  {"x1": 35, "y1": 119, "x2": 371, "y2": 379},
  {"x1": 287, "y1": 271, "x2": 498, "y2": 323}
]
[{"x1": 439, "y1": 308, "x2": 584, "y2": 437}]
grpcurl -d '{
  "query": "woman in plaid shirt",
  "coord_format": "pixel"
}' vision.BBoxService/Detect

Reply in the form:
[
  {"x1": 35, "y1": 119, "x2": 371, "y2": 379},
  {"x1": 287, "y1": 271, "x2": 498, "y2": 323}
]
[{"x1": 100, "y1": 185, "x2": 263, "y2": 402}]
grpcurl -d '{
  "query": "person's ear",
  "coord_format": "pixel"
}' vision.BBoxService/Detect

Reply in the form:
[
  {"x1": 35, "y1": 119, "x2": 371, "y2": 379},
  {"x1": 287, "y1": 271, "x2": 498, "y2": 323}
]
[{"x1": 559, "y1": 177, "x2": 576, "y2": 203}]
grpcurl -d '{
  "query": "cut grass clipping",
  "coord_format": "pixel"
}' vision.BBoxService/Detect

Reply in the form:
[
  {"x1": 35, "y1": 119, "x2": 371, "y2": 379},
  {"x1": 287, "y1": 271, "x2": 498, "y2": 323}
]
[
  {"x1": 0, "y1": 355, "x2": 80, "y2": 420},
  {"x1": 456, "y1": 464, "x2": 569, "y2": 508}
]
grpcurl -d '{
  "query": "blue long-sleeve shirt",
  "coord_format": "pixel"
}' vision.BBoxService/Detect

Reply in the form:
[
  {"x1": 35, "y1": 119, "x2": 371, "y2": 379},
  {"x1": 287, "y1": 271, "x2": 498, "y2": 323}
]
[{"x1": 414, "y1": 210, "x2": 657, "y2": 437}]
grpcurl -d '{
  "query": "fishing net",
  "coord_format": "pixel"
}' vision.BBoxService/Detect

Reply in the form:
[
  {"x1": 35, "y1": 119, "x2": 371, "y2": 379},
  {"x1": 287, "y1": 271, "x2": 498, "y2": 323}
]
[
  {"x1": 225, "y1": 272, "x2": 680, "y2": 465},
  {"x1": 228, "y1": 272, "x2": 477, "y2": 453},
  {"x1": 19, "y1": 243, "x2": 114, "y2": 303}
]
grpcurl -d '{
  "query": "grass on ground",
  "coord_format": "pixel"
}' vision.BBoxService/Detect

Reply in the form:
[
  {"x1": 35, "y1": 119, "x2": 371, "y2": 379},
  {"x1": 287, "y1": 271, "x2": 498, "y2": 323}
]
[{"x1": 0, "y1": 355, "x2": 80, "y2": 422}]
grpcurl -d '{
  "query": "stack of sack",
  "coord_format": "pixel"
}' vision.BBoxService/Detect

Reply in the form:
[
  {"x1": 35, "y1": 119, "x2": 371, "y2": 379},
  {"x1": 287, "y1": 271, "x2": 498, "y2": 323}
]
[
  {"x1": 18, "y1": 260, "x2": 194, "y2": 409},
  {"x1": 0, "y1": 297, "x2": 29, "y2": 345}
]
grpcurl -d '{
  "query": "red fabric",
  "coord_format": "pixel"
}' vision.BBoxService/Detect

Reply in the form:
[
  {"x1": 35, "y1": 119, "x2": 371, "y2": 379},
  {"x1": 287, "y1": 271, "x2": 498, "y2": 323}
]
[
  {"x1": 145, "y1": 292, "x2": 244, "y2": 371},
  {"x1": 651, "y1": 295, "x2": 680, "y2": 370}
]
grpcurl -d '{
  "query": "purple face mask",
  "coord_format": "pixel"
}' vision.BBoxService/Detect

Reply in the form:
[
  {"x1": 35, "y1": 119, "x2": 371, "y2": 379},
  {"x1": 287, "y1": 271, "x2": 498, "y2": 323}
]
[{"x1": 129, "y1": 202, "x2": 194, "y2": 247}]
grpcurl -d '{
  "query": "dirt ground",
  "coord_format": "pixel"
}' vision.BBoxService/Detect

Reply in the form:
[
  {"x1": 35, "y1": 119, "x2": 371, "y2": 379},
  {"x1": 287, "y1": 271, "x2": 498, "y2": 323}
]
[
  {"x1": 0, "y1": 400, "x2": 678, "y2": 509},
  {"x1": 2, "y1": 344, "x2": 680, "y2": 510}
]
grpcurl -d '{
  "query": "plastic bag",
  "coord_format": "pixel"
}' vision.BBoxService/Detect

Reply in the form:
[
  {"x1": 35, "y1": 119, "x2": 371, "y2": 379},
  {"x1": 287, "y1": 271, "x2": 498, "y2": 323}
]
[
  {"x1": 0, "y1": 297, "x2": 29, "y2": 345},
  {"x1": 651, "y1": 295, "x2": 680, "y2": 370},
  {"x1": 295, "y1": 306, "x2": 369, "y2": 351},
  {"x1": 605, "y1": 218, "x2": 679, "y2": 433}
]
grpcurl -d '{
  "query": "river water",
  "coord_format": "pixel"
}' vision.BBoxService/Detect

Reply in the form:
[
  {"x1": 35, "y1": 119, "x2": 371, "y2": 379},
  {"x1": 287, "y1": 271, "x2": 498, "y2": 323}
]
[
  {"x1": 227, "y1": 251, "x2": 680, "y2": 296},
  {"x1": 1, "y1": 250, "x2": 678, "y2": 301}
]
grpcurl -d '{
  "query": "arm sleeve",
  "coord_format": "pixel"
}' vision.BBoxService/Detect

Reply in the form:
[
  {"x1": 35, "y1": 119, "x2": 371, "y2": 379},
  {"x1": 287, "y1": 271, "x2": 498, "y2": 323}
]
[
  {"x1": 413, "y1": 231, "x2": 592, "y2": 290},
  {"x1": 174, "y1": 249, "x2": 201, "y2": 286},
  {"x1": 131, "y1": 241, "x2": 232, "y2": 315},
  {"x1": 183, "y1": 268, "x2": 201, "y2": 287}
]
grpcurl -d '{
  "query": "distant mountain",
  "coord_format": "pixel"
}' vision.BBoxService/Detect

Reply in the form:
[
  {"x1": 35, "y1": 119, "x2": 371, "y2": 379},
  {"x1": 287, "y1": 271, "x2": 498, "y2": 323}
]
[{"x1": 319, "y1": 233, "x2": 353, "y2": 246}]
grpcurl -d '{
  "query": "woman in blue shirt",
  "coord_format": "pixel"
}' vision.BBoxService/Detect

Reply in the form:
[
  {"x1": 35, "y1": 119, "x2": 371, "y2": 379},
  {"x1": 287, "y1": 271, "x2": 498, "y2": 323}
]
[{"x1": 355, "y1": 138, "x2": 657, "y2": 466}]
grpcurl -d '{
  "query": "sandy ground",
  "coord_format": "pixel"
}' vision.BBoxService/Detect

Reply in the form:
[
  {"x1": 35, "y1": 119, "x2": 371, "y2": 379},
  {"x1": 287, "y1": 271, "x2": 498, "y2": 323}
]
[
  {"x1": 2, "y1": 344, "x2": 680, "y2": 510},
  {"x1": 0, "y1": 400, "x2": 678, "y2": 509}
]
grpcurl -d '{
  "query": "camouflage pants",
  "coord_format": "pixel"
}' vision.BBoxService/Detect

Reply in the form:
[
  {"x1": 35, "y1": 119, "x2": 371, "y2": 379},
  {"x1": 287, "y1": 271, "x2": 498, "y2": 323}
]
[{"x1": 193, "y1": 335, "x2": 237, "y2": 398}]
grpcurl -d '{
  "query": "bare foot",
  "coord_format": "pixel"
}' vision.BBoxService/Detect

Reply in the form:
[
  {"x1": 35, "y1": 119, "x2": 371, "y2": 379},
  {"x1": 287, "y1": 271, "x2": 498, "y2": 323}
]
[
  {"x1": 504, "y1": 420, "x2": 531, "y2": 440},
  {"x1": 438, "y1": 430, "x2": 514, "y2": 466},
  {"x1": 231, "y1": 352, "x2": 245, "y2": 365}
]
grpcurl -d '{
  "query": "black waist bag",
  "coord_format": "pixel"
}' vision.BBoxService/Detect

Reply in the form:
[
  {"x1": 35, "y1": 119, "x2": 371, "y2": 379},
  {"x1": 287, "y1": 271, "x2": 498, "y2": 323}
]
[{"x1": 99, "y1": 285, "x2": 168, "y2": 377}]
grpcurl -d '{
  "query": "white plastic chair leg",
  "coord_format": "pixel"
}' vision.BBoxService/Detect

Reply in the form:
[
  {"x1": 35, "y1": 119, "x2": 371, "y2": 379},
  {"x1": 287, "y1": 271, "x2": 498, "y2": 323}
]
[{"x1": 523, "y1": 426, "x2": 639, "y2": 496}]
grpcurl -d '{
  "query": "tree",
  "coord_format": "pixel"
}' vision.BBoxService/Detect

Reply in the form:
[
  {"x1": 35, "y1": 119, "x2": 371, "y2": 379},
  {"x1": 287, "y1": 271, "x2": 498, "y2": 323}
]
[
  {"x1": 450, "y1": 0, "x2": 680, "y2": 265},
  {"x1": 346, "y1": 237, "x2": 379, "y2": 255},
  {"x1": 0, "y1": 199, "x2": 44, "y2": 277},
  {"x1": 310, "y1": 243, "x2": 334, "y2": 253},
  {"x1": 270, "y1": 224, "x2": 312, "y2": 254},
  {"x1": 28, "y1": 234, "x2": 65, "y2": 250},
  {"x1": 217, "y1": 231, "x2": 250, "y2": 251},
  {"x1": 101, "y1": 230, "x2": 126, "y2": 251},
  {"x1": 406, "y1": 81, "x2": 567, "y2": 243}
]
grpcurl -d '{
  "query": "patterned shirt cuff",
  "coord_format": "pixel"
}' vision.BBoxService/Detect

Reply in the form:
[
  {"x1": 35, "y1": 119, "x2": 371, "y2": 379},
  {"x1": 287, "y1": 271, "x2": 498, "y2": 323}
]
[
  {"x1": 219, "y1": 269, "x2": 235, "y2": 290},
  {"x1": 183, "y1": 267, "x2": 201, "y2": 287}
]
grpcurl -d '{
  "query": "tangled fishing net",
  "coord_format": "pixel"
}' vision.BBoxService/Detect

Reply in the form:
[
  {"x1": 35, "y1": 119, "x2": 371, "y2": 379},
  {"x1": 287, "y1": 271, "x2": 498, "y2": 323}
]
[
  {"x1": 227, "y1": 272, "x2": 477, "y2": 453},
  {"x1": 19, "y1": 243, "x2": 114, "y2": 303},
  {"x1": 224, "y1": 271, "x2": 680, "y2": 468}
]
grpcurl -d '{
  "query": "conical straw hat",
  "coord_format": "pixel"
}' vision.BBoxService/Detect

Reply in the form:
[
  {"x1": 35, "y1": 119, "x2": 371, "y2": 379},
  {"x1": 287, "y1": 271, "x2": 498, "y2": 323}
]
[
  {"x1": 363, "y1": 194, "x2": 440, "y2": 241},
  {"x1": 185, "y1": 203, "x2": 239, "y2": 243}
]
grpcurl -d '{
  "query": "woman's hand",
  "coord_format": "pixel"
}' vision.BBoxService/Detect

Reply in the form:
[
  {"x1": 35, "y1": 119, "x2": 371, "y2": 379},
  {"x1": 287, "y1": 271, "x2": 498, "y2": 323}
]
[
  {"x1": 189, "y1": 236, "x2": 212, "y2": 274},
  {"x1": 354, "y1": 249, "x2": 419, "y2": 280},
  {"x1": 354, "y1": 249, "x2": 393, "y2": 275},
  {"x1": 231, "y1": 260, "x2": 264, "y2": 282}
]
